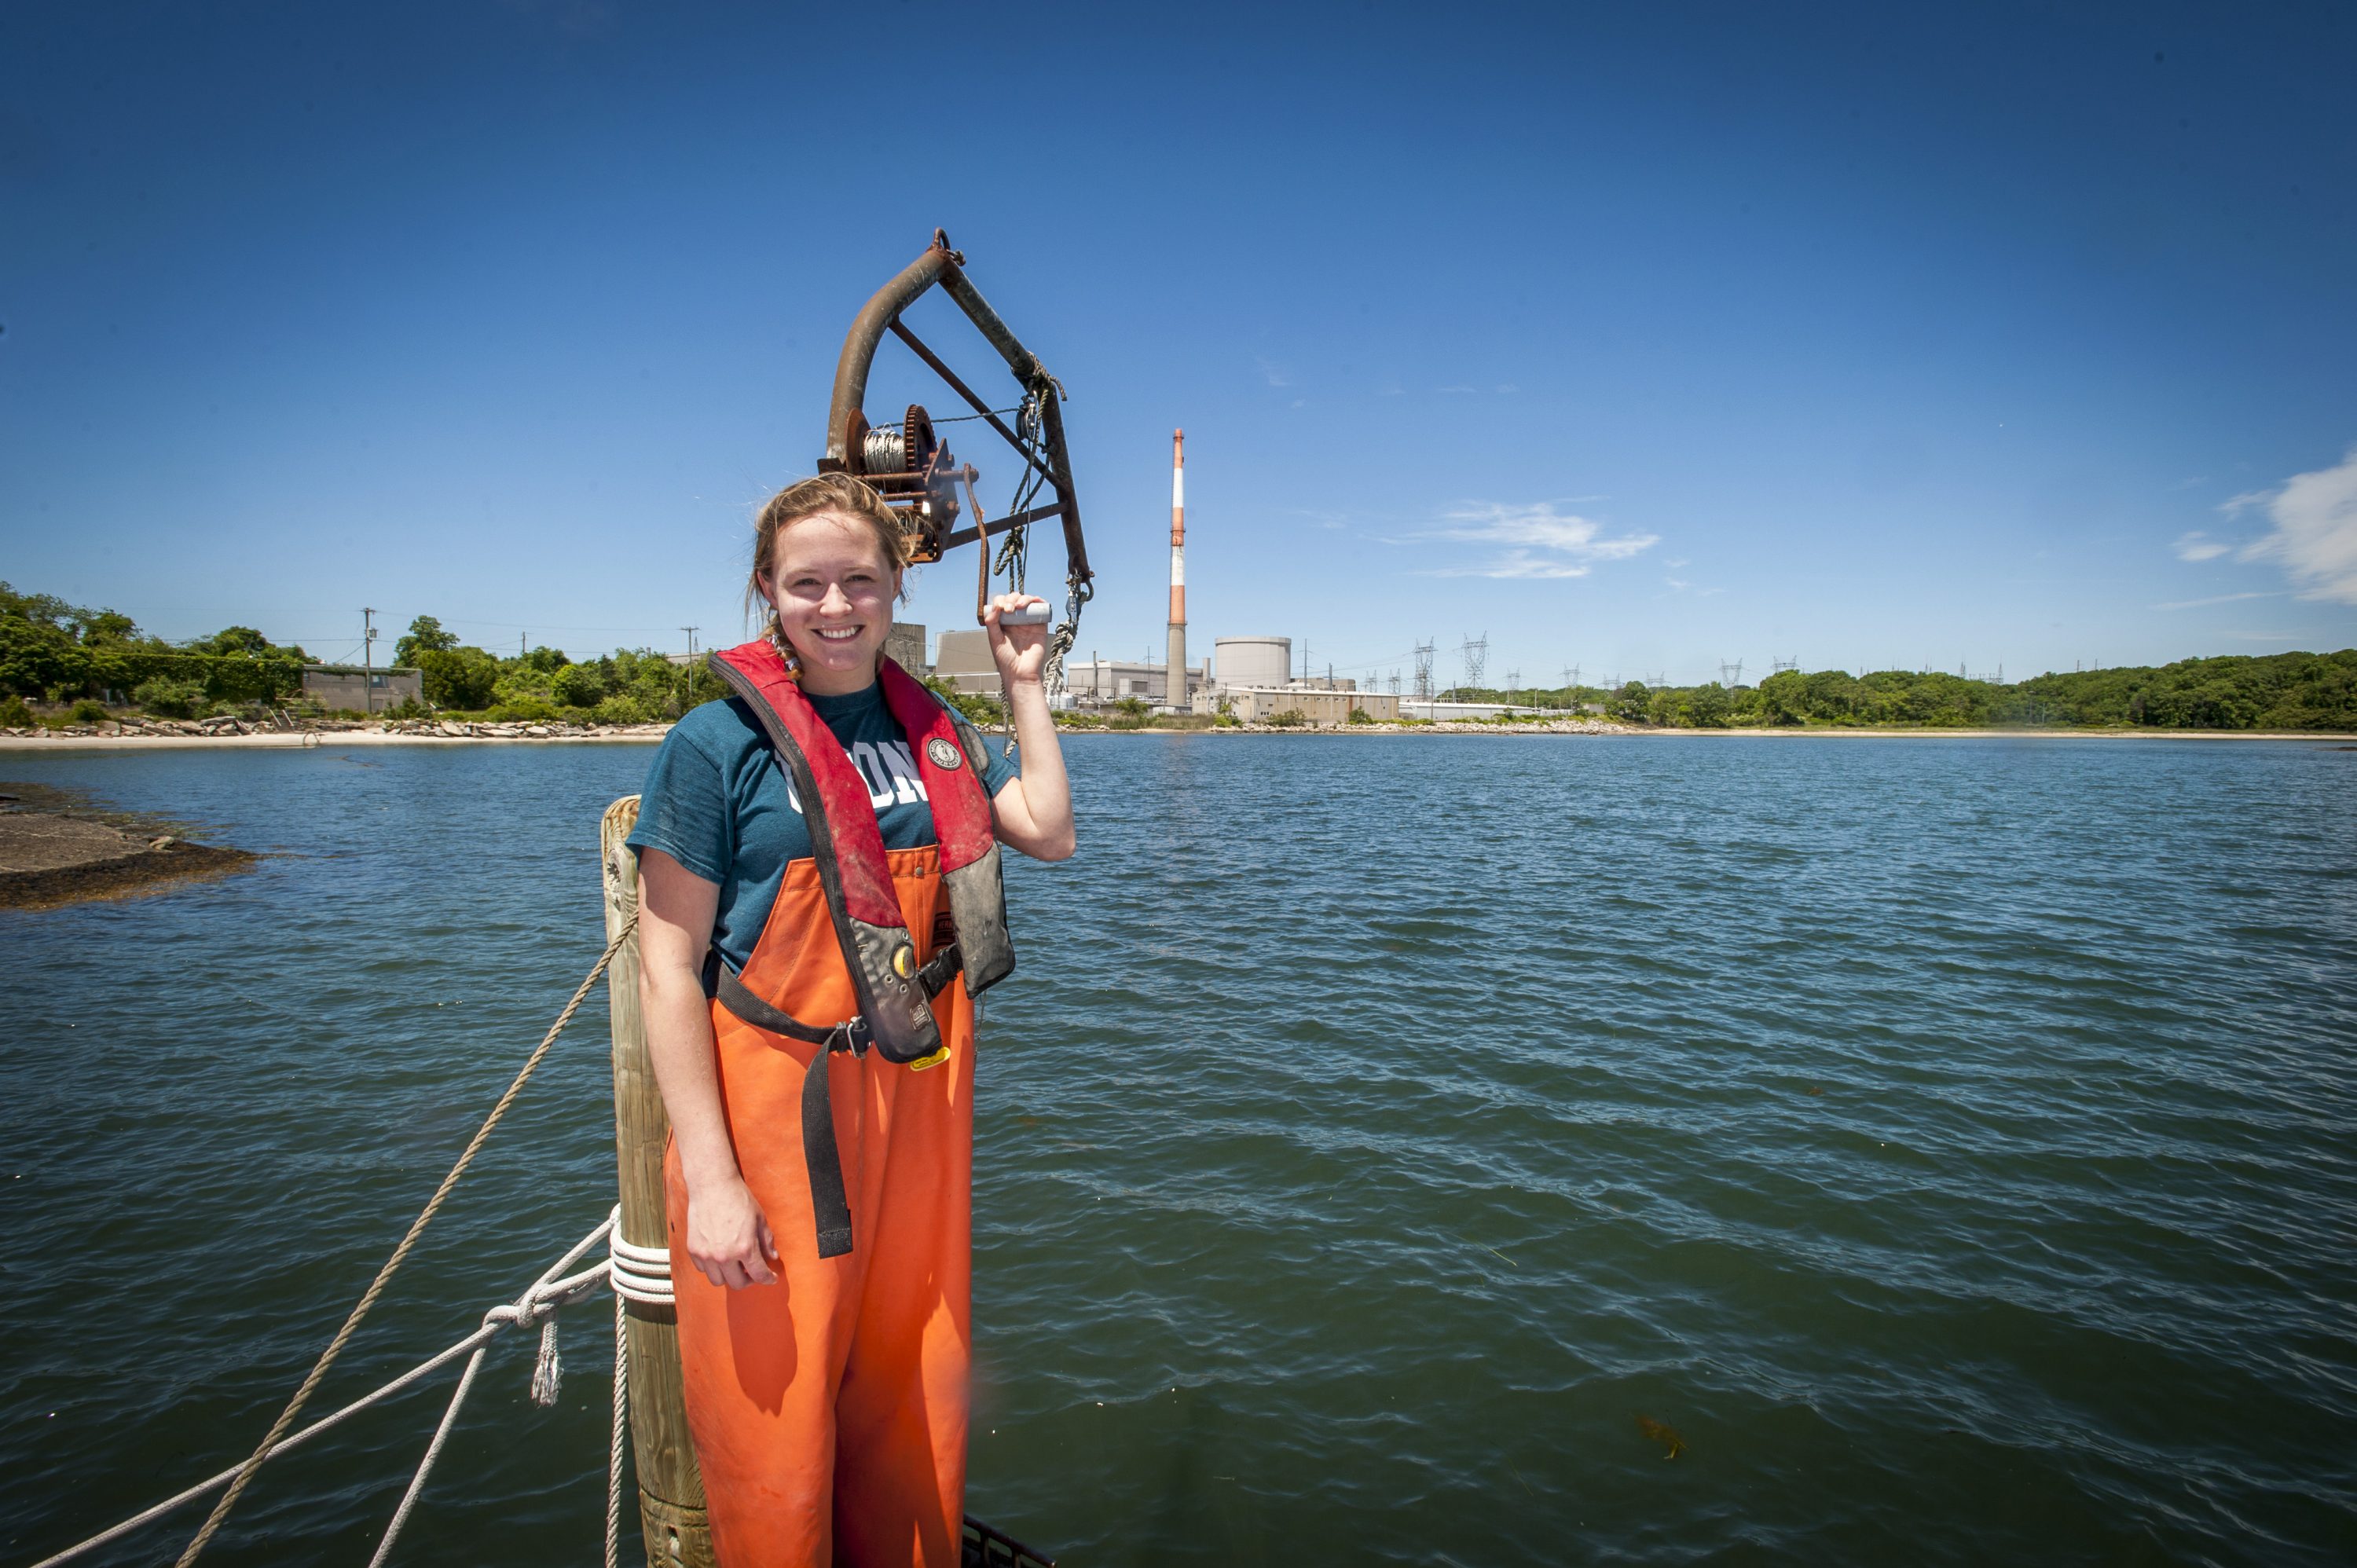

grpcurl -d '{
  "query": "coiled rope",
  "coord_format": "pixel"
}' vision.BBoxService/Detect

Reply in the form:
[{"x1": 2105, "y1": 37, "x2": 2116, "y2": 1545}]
[{"x1": 170, "y1": 918, "x2": 635, "y2": 1568}]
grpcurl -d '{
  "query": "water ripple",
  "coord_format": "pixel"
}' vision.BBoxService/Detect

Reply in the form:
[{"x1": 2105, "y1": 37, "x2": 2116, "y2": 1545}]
[{"x1": 2, "y1": 736, "x2": 2353, "y2": 1564}]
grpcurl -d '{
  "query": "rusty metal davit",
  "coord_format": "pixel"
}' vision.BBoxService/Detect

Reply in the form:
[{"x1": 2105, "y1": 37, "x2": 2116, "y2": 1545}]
[{"x1": 819, "y1": 229, "x2": 1094, "y2": 669}]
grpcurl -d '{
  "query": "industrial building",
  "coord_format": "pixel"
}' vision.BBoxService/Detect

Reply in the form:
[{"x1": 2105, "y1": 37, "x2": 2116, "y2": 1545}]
[
  {"x1": 302, "y1": 664, "x2": 423, "y2": 712},
  {"x1": 1213, "y1": 636, "x2": 1288, "y2": 691},
  {"x1": 1062, "y1": 654, "x2": 1210, "y2": 707},
  {"x1": 933, "y1": 629, "x2": 1003, "y2": 696},
  {"x1": 1223, "y1": 687, "x2": 1400, "y2": 726}
]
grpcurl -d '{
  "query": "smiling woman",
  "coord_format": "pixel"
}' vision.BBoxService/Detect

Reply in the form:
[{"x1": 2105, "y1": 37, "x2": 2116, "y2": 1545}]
[{"x1": 623, "y1": 472, "x2": 1073, "y2": 1566}]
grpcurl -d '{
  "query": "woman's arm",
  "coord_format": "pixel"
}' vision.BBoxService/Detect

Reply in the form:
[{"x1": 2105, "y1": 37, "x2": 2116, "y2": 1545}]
[
  {"x1": 636, "y1": 847, "x2": 778, "y2": 1289},
  {"x1": 981, "y1": 593, "x2": 1076, "y2": 862}
]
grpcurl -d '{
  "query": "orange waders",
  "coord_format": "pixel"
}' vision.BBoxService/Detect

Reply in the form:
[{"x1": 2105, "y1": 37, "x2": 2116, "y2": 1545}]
[
  {"x1": 667, "y1": 640, "x2": 1016, "y2": 1568},
  {"x1": 664, "y1": 848, "x2": 975, "y2": 1567}
]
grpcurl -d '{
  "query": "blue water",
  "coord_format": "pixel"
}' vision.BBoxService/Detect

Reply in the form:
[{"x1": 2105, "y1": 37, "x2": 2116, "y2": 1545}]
[{"x1": 2, "y1": 735, "x2": 2353, "y2": 1566}]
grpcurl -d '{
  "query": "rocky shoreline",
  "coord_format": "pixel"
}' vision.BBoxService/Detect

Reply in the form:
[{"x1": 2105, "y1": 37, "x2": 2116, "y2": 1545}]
[{"x1": 0, "y1": 783, "x2": 256, "y2": 909}]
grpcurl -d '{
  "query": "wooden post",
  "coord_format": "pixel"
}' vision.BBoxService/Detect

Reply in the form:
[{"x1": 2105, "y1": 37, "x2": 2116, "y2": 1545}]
[{"x1": 602, "y1": 797, "x2": 716, "y2": 1568}]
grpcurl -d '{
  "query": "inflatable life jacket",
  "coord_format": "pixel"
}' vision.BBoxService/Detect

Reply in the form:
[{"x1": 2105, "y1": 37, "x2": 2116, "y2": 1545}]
[{"x1": 699, "y1": 637, "x2": 1014, "y2": 1256}]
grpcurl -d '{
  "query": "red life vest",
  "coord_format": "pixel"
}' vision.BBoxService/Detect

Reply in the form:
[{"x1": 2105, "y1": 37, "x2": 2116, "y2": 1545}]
[{"x1": 699, "y1": 638, "x2": 1014, "y2": 1257}]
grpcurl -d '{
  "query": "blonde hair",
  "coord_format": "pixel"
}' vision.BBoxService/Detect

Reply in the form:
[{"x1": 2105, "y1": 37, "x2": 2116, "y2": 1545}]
[{"x1": 746, "y1": 474, "x2": 911, "y2": 641}]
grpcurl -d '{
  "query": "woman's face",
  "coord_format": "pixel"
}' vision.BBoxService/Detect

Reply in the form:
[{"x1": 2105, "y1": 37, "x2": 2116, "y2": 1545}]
[{"x1": 764, "y1": 512, "x2": 902, "y2": 695}]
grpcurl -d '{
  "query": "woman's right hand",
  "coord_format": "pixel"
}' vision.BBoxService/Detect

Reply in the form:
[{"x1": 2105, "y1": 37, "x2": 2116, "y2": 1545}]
[{"x1": 685, "y1": 1174, "x2": 779, "y2": 1289}]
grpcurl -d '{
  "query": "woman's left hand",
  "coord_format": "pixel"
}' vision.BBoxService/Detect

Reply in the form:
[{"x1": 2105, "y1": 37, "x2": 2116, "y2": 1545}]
[{"x1": 983, "y1": 594, "x2": 1050, "y2": 687}]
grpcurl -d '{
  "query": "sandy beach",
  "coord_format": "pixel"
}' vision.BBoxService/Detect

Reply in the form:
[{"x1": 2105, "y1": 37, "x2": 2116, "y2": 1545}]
[{"x1": 0, "y1": 724, "x2": 673, "y2": 751}]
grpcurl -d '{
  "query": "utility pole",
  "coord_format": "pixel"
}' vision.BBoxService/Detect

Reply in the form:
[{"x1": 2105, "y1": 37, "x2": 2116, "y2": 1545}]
[
  {"x1": 361, "y1": 608, "x2": 378, "y2": 716},
  {"x1": 682, "y1": 628, "x2": 700, "y2": 705}
]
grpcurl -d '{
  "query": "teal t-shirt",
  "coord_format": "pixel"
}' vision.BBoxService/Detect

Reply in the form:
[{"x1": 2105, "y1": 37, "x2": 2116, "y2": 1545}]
[{"x1": 626, "y1": 685, "x2": 1018, "y2": 971}]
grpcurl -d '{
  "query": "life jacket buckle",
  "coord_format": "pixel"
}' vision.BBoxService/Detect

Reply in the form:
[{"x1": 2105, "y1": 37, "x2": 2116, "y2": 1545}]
[{"x1": 834, "y1": 1019, "x2": 871, "y2": 1059}]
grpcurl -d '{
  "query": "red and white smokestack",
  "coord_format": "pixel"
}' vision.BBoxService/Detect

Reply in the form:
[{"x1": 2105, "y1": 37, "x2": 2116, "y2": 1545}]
[{"x1": 1166, "y1": 429, "x2": 1188, "y2": 710}]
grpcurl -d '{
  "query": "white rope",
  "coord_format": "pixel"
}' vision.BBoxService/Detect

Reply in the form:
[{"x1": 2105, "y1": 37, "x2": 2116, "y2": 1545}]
[
  {"x1": 605, "y1": 1203, "x2": 668, "y2": 1567},
  {"x1": 607, "y1": 1284, "x2": 628, "y2": 1568},
  {"x1": 31, "y1": 1218, "x2": 616, "y2": 1568},
  {"x1": 608, "y1": 1203, "x2": 674, "y2": 1306},
  {"x1": 365, "y1": 1346, "x2": 487, "y2": 1568},
  {"x1": 174, "y1": 923, "x2": 633, "y2": 1568}
]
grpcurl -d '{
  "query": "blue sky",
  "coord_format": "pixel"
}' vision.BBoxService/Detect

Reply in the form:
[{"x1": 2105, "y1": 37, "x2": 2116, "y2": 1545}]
[{"x1": 4, "y1": 1, "x2": 2353, "y2": 686}]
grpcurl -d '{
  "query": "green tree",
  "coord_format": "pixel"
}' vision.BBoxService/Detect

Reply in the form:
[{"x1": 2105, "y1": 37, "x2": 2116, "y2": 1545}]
[
  {"x1": 1607, "y1": 681, "x2": 1651, "y2": 724},
  {"x1": 552, "y1": 662, "x2": 607, "y2": 709},
  {"x1": 1755, "y1": 670, "x2": 1807, "y2": 725},
  {"x1": 133, "y1": 677, "x2": 206, "y2": 718},
  {"x1": 193, "y1": 625, "x2": 307, "y2": 703},
  {"x1": 395, "y1": 615, "x2": 459, "y2": 667},
  {"x1": 418, "y1": 647, "x2": 502, "y2": 709},
  {"x1": 1687, "y1": 683, "x2": 1732, "y2": 728},
  {"x1": 200, "y1": 625, "x2": 275, "y2": 657}
]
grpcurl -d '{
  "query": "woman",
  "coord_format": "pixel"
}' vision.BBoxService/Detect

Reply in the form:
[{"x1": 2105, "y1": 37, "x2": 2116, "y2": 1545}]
[{"x1": 629, "y1": 472, "x2": 1073, "y2": 1567}]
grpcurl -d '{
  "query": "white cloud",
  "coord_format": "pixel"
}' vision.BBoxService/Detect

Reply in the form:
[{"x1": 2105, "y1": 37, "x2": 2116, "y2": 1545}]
[
  {"x1": 1410, "y1": 501, "x2": 1659, "y2": 580},
  {"x1": 2173, "y1": 530, "x2": 2230, "y2": 562},
  {"x1": 2154, "y1": 591, "x2": 2276, "y2": 610},
  {"x1": 2234, "y1": 445, "x2": 2357, "y2": 604},
  {"x1": 1255, "y1": 356, "x2": 1290, "y2": 388}
]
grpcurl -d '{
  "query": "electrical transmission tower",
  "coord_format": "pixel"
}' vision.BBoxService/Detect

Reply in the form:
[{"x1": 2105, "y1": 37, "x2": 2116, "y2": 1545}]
[
  {"x1": 1461, "y1": 632, "x2": 1488, "y2": 693},
  {"x1": 1719, "y1": 659, "x2": 1745, "y2": 688},
  {"x1": 1387, "y1": 669, "x2": 1402, "y2": 695},
  {"x1": 1413, "y1": 641, "x2": 1435, "y2": 700},
  {"x1": 1505, "y1": 668, "x2": 1520, "y2": 694},
  {"x1": 1771, "y1": 656, "x2": 1798, "y2": 675}
]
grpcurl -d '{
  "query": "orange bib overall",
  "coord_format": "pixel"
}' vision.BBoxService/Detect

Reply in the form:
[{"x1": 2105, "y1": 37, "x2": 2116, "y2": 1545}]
[
  {"x1": 667, "y1": 639, "x2": 1013, "y2": 1567},
  {"x1": 665, "y1": 844, "x2": 975, "y2": 1567}
]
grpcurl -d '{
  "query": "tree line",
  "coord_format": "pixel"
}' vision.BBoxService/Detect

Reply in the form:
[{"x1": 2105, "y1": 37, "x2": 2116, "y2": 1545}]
[
  {"x1": 12, "y1": 581, "x2": 2352, "y2": 731},
  {"x1": 392, "y1": 617, "x2": 702, "y2": 724},
  {"x1": 1, "y1": 585, "x2": 708, "y2": 724},
  {"x1": 2, "y1": 581, "x2": 313, "y2": 714},
  {"x1": 1444, "y1": 650, "x2": 2357, "y2": 731}
]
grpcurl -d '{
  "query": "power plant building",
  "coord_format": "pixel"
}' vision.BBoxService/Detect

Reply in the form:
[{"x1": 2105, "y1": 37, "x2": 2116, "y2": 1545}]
[
  {"x1": 1212, "y1": 636, "x2": 1290, "y2": 691},
  {"x1": 1223, "y1": 687, "x2": 1399, "y2": 726},
  {"x1": 1066, "y1": 655, "x2": 1209, "y2": 707}
]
